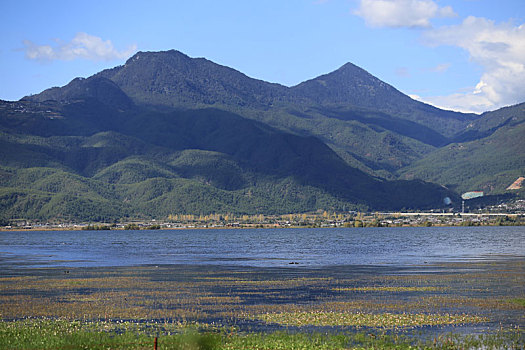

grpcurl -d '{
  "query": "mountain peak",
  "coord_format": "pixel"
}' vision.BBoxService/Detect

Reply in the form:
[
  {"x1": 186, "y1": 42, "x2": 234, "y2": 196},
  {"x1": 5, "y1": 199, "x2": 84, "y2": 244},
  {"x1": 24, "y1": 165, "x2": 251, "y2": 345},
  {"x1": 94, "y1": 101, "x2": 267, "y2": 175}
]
[
  {"x1": 99, "y1": 49, "x2": 289, "y2": 108},
  {"x1": 290, "y1": 61, "x2": 402, "y2": 108},
  {"x1": 336, "y1": 62, "x2": 364, "y2": 72},
  {"x1": 125, "y1": 49, "x2": 191, "y2": 65},
  {"x1": 22, "y1": 75, "x2": 134, "y2": 109}
]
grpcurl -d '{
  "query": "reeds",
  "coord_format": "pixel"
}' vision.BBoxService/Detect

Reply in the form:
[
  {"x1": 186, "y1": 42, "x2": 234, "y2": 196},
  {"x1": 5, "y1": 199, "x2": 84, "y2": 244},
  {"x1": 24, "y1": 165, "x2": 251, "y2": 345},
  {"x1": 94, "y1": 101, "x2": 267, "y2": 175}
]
[{"x1": 0, "y1": 260, "x2": 523, "y2": 348}]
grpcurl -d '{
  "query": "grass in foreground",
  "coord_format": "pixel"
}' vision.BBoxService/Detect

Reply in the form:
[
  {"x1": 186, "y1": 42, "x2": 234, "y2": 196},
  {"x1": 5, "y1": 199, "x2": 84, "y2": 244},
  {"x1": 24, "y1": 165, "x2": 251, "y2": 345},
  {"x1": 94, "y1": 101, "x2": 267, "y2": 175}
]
[{"x1": 0, "y1": 319, "x2": 523, "y2": 350}]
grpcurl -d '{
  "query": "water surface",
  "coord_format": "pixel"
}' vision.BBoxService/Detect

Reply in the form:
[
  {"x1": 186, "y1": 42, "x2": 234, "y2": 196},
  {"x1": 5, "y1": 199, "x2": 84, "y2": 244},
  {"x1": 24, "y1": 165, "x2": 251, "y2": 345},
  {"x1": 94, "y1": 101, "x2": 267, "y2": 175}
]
[{"x1": 1, "y1": 226, "x2": 523, "y2": 269}]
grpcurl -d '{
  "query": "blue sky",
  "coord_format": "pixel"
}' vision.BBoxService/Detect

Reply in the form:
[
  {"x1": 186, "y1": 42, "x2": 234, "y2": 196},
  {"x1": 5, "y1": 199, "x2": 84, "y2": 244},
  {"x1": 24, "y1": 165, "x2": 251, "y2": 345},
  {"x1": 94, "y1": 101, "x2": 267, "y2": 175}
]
[{"x1": 1, "y1": 0, "x2": 524, "y2": 113}]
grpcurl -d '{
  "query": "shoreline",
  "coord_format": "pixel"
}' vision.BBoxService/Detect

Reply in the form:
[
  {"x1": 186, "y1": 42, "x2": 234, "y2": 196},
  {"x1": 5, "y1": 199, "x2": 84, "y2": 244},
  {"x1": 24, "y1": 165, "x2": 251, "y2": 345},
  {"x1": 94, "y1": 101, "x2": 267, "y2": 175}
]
[{"x1": 2, "y1": 220, "x2": 524, "y2": 232}]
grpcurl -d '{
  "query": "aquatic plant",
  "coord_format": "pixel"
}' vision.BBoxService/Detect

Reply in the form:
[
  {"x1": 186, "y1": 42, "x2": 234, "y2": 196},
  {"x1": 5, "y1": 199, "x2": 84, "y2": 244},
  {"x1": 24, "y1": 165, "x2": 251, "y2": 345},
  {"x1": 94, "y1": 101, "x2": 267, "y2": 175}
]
[
  {"x1": 0, "y1": 260, "x2": 523, "y2": 348},
  {"x1": 333, "y1": 286, "x2": 444, "y2": 292},
  {"x1": 255, "y1": 311, "x2": 488, "y2": 329}
]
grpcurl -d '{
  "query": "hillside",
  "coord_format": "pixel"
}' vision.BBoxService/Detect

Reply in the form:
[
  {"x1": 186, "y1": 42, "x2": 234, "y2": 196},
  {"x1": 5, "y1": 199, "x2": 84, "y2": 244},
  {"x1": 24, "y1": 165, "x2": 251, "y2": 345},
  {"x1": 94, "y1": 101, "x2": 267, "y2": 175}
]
[
  {"x1": 0, "y1": 94, "x2": 457, "y2": 221},
  {"x1": 399, "y1": 103, "x2": 525, "y2": 194}
]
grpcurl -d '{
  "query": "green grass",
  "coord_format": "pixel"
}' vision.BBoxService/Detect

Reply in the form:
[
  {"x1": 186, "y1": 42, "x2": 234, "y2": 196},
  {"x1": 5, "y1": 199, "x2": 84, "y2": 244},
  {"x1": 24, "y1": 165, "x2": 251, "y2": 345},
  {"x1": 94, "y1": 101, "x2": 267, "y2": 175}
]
[
  {"x1": 0, "y1": 319, "x2": 220, "y2": 350},
  {"x1": 0, "y1": 319, "x2": 523, "y2": 350},
  {"x1": 509, "y1": 298, "x2": 525, "y2": 307}
]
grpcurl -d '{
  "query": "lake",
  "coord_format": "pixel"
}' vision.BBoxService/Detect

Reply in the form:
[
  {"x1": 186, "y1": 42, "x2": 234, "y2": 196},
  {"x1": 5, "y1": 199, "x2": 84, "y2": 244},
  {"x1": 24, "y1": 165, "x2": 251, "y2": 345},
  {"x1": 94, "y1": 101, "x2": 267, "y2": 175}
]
[{"x1": 1, "y1": 226, "x2": 524, "y2": 269}]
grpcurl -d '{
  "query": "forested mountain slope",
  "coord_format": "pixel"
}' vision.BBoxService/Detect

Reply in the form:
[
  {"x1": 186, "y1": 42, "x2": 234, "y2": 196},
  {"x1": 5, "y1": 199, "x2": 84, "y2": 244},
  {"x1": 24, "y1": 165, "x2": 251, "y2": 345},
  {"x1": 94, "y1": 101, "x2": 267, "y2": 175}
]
[
  {"x1": 399, "y1": 103, "x2": 525, "y2": 194},
  {"x1": 1, "y1": 96, "x2": 456, "y2": 221}
]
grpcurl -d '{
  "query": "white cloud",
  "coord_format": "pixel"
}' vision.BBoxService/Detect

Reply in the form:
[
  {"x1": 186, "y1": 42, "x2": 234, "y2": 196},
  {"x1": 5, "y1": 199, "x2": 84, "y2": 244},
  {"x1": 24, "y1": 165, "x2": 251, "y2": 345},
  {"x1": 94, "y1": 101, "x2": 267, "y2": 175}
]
[
  {"x1": 396, "y1": 67, "x2": 410, "y2": 77},
  {"x1": 353, "y1": 0, "x2": 456, "y2": 28},
  {"x1": 429, "y1": 63, "x2": 450, "y2": 73},
  {"x1": 412, "y1": 92, "x2": 493, "y2": 114},
  {"x1": 421, "y1": 16, "x2": 525, "y2": 112},
  {"x1": 23, "y1": 33, "x2": 137, "y2": 62}
]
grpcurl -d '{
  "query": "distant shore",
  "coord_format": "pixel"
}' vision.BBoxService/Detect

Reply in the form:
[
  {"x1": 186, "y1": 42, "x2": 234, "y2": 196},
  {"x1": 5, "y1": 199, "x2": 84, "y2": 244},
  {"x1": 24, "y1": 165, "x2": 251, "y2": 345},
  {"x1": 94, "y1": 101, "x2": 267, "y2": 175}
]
[{"x1": 2, "y1": 211, "x2": 523, "y2": 232}]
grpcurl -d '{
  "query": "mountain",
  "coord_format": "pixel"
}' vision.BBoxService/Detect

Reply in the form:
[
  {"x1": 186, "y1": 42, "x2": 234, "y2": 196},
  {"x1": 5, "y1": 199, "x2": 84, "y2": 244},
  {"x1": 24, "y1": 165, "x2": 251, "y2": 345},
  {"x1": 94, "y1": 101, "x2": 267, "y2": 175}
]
[
  {"x1": 3, "y1": 49, "x2": 522, "y2": 221},
  {"x1": 94, "y1": 50, "x2": 289, "y2": 108},
  {"x1": 88, "y1": 50, "x2": 475, "y2": 120},
  {"x1": 399, "y1": 103, "x2": 525, "y2": 194},
  {"x1": 290, "y1": 62, "x2": 476, "y2": 137},
  {"x1": 451, "y1": 103, "x2": 525, "y2": 143},
  {"x1": 66, "y1": 50, "x2": 479, "y2": 178},
  {"x1": 89, "y1": 50, "x2": 476, "y2": 136}
]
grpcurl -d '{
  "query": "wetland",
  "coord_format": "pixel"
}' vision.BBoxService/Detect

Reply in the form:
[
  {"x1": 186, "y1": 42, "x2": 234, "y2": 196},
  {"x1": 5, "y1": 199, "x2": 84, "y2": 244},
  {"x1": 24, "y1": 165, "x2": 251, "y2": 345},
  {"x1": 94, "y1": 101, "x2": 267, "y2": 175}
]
[{"x1": 0, "y1": 227, "x2": 524, "y2": 348}]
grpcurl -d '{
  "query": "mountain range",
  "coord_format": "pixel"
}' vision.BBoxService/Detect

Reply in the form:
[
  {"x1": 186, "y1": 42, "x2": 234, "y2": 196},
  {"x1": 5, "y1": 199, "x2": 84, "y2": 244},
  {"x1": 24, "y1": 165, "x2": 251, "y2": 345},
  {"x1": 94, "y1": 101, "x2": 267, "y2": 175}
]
[{"x1": 1, "y1": 50, "x2": 523, "y2": 222}]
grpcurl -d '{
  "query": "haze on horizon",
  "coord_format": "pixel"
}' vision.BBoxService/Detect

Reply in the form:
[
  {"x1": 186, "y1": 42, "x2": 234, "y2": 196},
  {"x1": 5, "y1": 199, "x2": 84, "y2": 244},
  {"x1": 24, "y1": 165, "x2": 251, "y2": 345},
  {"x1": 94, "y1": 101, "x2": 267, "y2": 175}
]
[{"x1": 1, "y1": 0, "x2": 524, "y2": 114}]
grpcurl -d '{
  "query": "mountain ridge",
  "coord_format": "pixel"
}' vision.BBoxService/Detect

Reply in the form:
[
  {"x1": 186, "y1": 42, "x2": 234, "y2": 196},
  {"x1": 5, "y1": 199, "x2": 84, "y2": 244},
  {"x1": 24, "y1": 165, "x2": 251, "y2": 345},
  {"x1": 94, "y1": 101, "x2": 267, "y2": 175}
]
[
  {"x1": 27, "y1": 50, "x2": 476, "y2": 133},
  {"x1": 95, "y1": 50, "x2": 291, "y2": 108},
  {"x1": 24, "y1": 50, "x2": 480, "y2": 176},
  {"x1": 398, "y1": 102, "x2": 525, "y2": 194}
]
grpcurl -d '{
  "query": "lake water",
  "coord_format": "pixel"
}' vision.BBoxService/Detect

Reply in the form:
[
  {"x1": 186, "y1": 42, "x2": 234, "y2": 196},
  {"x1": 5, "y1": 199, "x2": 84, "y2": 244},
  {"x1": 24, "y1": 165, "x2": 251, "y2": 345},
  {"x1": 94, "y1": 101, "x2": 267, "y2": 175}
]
[
  {"x1": 0, "y1": 227, "x2": 525, "y2": 267},
  {"x1": 0, "y1": 226, "x2": 524, "y2": 269}
]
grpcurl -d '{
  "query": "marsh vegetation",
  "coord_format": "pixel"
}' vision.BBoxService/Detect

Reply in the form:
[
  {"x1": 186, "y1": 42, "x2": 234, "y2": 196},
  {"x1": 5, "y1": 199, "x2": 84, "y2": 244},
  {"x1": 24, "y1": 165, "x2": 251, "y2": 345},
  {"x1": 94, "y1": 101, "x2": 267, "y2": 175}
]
[{"x1": 0, "y1": 259, "x2": 523, "y2": 349}]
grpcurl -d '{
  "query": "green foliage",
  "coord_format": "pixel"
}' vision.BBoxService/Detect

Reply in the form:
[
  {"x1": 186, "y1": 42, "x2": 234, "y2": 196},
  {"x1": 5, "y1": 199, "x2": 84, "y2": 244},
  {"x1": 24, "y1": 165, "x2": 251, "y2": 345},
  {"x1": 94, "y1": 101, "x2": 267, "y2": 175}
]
[
  {"x1": 124, "y1": 223, "x2": 140, "y2": 230},
  {"x1": 169, "y1": 149, "x2": 248, "y2": 190},
  {"x1": 82, "y1": 224, "x2": 113, "y2": 230},
  {"x1": 508, "y1": 298, "x2": 525, "y2": 307},
  {"x1": 0, "y1": 101, "x2": 460, "y2": 221},
  {"x1": 0, "y1": 165, "x2": 365, "y2": 221},
  {"x1": 94, "y1": 157, "x2": 179, "y2": 184},
  {"x1": 495, "y1": 216, "x2": 523, "y2": 226},
  {"x1": 399, "y1": 114, "x2": 525, "y2": 194},
  {"x1": 0, "y1": 169, "x2": 128, "y2": 221},
  {"x1": 0, "y1": 187, "x2": 53, "y2": 221}
]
